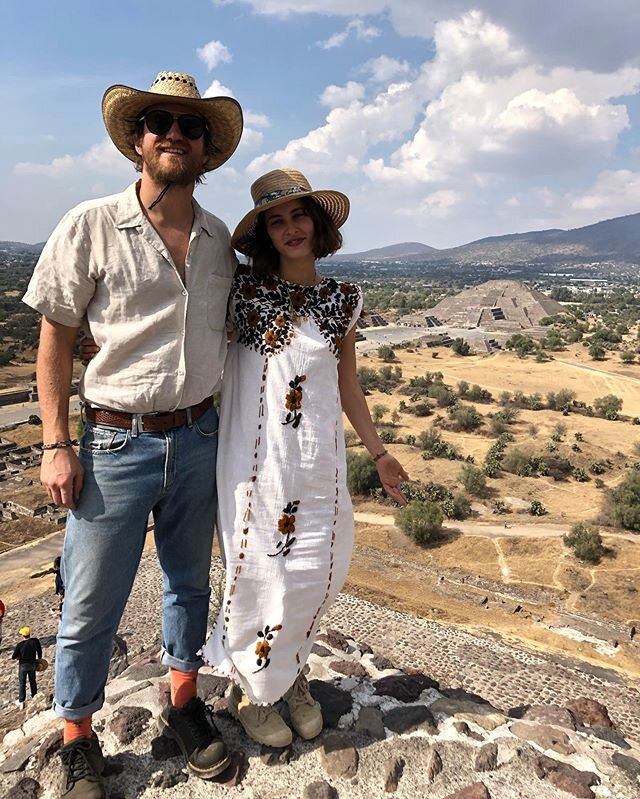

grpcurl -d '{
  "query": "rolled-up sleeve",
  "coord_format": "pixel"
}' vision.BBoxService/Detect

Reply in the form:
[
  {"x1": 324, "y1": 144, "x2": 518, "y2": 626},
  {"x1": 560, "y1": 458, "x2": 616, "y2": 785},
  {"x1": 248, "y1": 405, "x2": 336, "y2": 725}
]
[{"x1": 23, "y1": 211, "x2": 95, "y2": 327}]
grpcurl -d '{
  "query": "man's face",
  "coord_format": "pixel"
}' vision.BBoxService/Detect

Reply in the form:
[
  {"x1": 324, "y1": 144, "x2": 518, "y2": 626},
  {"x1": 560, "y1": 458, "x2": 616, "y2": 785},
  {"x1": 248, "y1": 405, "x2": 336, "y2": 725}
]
[{"x1": 136, "y1": 102, "x2": 207, "y2": 187}]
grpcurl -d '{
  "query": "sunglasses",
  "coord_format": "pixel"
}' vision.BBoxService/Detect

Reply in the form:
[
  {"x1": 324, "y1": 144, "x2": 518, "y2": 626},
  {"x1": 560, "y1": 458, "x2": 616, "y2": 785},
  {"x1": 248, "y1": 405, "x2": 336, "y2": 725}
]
[{"x1": 139, "y1": 110, "x2": 207, "y2": 140}]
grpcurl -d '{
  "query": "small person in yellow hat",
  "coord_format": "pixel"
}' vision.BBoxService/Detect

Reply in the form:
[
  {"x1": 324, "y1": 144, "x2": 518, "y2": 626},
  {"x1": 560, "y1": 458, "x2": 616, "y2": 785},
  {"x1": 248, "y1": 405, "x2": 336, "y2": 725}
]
[{"x1": 12, "y1": 626, "x2": 42, "y2": 708}]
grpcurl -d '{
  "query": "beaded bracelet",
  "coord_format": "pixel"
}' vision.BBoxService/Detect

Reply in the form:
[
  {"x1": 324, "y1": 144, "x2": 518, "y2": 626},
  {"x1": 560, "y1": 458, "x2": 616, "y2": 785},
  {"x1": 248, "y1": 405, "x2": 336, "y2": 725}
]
[
  {"x1": 373, "y1": 449, "x2": 388, "y2": 462},
  {"x1": 41, "y1": 440, "x2": 76, "y2": 450}
]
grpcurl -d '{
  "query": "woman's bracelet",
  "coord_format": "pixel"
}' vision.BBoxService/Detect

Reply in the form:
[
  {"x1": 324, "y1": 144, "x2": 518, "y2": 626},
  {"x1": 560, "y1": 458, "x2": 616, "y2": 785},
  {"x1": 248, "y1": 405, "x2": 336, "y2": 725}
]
[
  {"x1": 41, "y1": 440, "x2": 76, "y2": 450},
  {"x1": 373, "y1": 449, "x2": 388, "y2": 462}
]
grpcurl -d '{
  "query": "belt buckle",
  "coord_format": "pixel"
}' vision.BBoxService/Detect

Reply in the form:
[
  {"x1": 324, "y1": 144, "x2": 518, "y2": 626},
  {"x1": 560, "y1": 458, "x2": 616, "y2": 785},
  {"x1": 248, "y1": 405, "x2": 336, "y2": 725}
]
[{"x1": 132, "y1": 411, "x2": 157, "y2": 434}]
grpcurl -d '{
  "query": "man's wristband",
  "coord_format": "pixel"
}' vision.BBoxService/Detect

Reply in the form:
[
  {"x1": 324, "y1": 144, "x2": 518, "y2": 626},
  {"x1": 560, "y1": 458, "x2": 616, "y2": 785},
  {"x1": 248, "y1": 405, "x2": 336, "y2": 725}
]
[
  {"x1": 41, "y1": 440, "x2": 76, "y2": 450},
  {"x1": 373, "y1": 449, "x2": 388, "y2": 462}
]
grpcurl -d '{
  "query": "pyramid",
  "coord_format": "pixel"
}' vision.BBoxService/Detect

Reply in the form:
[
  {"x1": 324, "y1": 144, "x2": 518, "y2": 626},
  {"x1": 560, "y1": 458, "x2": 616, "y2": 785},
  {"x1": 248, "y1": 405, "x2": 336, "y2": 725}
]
[{"x1": 425, "y1": 279, "x2": 566, "y2": 331}]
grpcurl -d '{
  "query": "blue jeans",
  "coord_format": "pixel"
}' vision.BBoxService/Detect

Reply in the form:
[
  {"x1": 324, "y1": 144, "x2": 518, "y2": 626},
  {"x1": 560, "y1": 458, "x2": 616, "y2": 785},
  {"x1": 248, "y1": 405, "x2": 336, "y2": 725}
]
[{"x1": 54, "y1": 406, "x2": 218, "y2": 720}]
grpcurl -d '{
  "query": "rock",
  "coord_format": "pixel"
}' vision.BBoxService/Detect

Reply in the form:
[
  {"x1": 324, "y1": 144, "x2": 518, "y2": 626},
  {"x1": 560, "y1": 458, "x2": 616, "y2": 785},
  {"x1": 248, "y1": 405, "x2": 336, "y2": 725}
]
[
  {"x1": 108, "y1": 635, "x2": 128, "y2": 679},
  {"x1": 319, "y1": 733, "x2": 359, "y2": 779},
  {"x1": 371, "y1": 654, "x2": 396, "y2": 671},
  {"x1": 535, "y1": 755, "x2": 599, "y2": 799},
  {"x1": 383, "y1": 705, "x2": 437, "y2": 735},
  {"x1": 359, "y1": 642, "x2": 374, "y2": 655},
  {"x1": 430, "y1": 698, "x2": 505, "y2": 731},
  {"x1": 474, "y1": 743, "x2": 498, "y2": 772},
  {"x1": 442, "y1": 688, "x2": 491, "y2": 705},
  {"x1": 383, "y1": 754, "x2": 405, "y2": 792},
  {"x1": 102, "y1": 755, "x2": 126, "y2": 777},
  {"x1": 312, "y1": 644, "x2": 333, "y2": 658},
  {"x1": 329, "y1": 660, "x2": 368, "y2": 678},
  {"x1": 212, "y1": 750, "x2": 248, "y2": 786},
  {"x1": 577, "y1": 724, "x2": 630, "y2": 749},
  {"x1": 151, "y1": 734, "x2": 181, "y2": 760},
  {"x1": 119, "y1": 661, "x2": 168, "y2": 681},
  {"x1": 303, "y1": 780, "x2": 338, "y2": 799},
  {"x1": 197, "y1": 674, "x2": 230, "y2": 702},
  {"x1": 425, "y1": 748, "x2": 443, "y2": 782},
  {"x1": 0, "y1": 740, "x2": 36, "y2": 773},
  {"x1": 309, "y1": 680, "x2": 353, "y2": 728},
  {"x1": 355, "y1": 706, "x2": 386, "y2": 740},
  {"x1": 522, "y1": 704, "x2": 576, "y2": 730},
  {"x1": 108, "y1": 705, "x2": 152, "y2": 745},
  {"x1": 5, "y1": 778, "x2": 41, "y2": 799},
  {"x1": 452, "y1": 721, "x2": 484, "y2": 741},
  {"x1": 444, "y1": 782, "x2": 490, "y2": 799},
  {"x1": 509, "y1": 721, "x2": 575, "y2": 755},
  {"x1": 150, "y1": 765, "x2": 188, "y2": 788},
  {"x1": 34, "y1": 729, "x2": 63, "y2": 770},
  {"x1": 212, "y1": 697, "x2": 231, "y2": 717},
  {"x1": 611, "y1": 752, "x2": 640, "y2": 780},
  {"x1": 565, "y1": 698, "x2": 614, "y2": 729},
  {"x1": 374, "y1": 673, "x2": 438, "y2": 702},
  {"x1": 317, "y1": 629, "x2": 350, "y2": 652},
  {"x1": 260, "y1": 744, "x2": 293, "y2": 766}
]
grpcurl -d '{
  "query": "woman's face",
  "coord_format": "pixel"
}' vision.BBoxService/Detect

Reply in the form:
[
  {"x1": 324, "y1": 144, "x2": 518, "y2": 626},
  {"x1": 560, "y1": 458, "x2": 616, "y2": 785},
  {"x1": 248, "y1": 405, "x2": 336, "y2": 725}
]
[{"x1": 263, "y1": 199, "x2": 315, "y2": 262}]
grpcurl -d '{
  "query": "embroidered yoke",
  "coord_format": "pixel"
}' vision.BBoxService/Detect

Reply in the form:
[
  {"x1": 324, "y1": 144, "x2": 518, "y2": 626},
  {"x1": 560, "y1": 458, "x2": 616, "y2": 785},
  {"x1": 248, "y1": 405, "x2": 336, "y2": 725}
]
[{"x1": 201, "y1": 264, "x2": 363, "y2": 704}]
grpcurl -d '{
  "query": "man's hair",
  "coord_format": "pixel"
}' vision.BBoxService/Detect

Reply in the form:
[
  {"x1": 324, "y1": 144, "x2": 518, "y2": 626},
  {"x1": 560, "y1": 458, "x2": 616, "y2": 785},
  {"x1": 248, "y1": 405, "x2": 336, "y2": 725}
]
[
  {"x1": 131, "y1": 113, "x2": 220, "y2": 185},
  {"x1": 245, "y1": 196, "x2": 343, "y2": 277}
]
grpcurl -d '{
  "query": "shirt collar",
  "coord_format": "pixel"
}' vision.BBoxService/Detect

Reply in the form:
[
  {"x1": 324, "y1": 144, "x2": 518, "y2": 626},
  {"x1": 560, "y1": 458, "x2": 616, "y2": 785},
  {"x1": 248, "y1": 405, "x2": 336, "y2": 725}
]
[{"x1": 115, "y1": 182, "x2": 215, "y2": 238}]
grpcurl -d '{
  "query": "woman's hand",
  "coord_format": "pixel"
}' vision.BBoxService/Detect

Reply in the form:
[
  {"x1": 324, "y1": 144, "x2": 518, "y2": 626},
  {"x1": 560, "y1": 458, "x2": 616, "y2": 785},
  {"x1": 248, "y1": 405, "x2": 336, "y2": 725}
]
[
  {"x1": 79, "y1": 335, "x2": 100, "y2": 366},
  {"x1": 376, "y1": 453, "x2": 409, "y2": 505}
]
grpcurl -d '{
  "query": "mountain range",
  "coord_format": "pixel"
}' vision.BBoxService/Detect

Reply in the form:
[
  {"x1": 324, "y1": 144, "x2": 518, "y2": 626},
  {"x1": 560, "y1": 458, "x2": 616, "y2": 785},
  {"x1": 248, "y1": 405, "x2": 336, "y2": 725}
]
[{"x1": 335, "y1": 212, "x2": 640, "y2": 264}]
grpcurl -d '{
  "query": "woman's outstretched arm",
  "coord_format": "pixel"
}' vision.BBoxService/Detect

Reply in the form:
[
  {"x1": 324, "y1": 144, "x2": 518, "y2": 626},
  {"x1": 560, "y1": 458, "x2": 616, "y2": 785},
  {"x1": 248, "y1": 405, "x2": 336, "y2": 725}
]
[{"x1": 338, "y1": 328, "x2": 408, "y2": 505}]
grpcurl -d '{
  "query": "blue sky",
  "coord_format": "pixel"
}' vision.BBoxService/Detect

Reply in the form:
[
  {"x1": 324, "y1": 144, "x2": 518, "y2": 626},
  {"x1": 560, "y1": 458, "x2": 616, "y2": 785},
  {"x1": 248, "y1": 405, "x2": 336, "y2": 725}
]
[{"x1": 2, "y1": 0, "x2": 640, "y2": 251}]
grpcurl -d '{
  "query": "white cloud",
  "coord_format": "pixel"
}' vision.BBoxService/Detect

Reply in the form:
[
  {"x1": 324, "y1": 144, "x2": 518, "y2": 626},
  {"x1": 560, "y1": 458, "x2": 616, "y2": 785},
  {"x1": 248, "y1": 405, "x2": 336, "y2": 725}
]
[
  {"x1": 571, "y1": 169, "x2": 640, "y2": 215},
  {"x1": 320, "y1": 81, "x2": 365, "y2": 108},
  {"x1": 397, "y1": 189, "x2": 462, "y2": 219},
  {"x1": 244, "y1": 111, "x2": 271, "y2": 127},
  {"x1": 362, "y1": 55, "x2": 410, "y2": 83},
  {"x1": 196, "y1": 40, "x2": 232, "y2": 70},
  {"x1": 318, "y1": 18, "x2": 381, "y2": 49},
  {"x1": 15, "y1": 139, "x2": 129, "y2": 178},
  {"x1": 203, "y1": 79, "x2": 235, "y2": 98},
  {"x1": 238, "y1": 127, "x2": 264, "y2": 150}
]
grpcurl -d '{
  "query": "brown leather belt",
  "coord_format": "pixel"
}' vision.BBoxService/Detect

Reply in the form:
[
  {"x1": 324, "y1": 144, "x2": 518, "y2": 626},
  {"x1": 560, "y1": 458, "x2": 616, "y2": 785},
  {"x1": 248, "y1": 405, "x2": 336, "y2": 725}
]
[{"x1": 84, "y1": 395, "x2": 214, "y2": 432}]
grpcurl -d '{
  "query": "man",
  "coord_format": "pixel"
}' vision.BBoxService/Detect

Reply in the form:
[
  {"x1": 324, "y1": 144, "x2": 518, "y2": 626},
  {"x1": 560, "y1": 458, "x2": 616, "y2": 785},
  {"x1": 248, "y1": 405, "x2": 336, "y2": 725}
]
[
  {"x1": 12, "y1": 626, "x2": 42, "y2": 708},
  {"x1": 23, "y1": 71, "x2": 243, "y2": 798},
  {"x1": 0, "y1": 599, "x2": 5, "y2": 649}
]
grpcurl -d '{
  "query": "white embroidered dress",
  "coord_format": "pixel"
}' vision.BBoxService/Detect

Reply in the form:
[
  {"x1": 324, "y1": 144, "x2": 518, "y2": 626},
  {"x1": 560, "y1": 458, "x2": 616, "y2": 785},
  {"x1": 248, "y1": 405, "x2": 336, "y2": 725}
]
[{"x1": 201, "y1": 265, "x2": 363, "y2": 704}]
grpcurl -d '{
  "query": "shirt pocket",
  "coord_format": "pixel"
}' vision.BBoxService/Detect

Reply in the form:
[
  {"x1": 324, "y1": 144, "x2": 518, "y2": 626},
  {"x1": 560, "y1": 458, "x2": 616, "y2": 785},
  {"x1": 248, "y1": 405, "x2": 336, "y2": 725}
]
[{"x1": 207, "y1": 274, "x2": 232, "y2": 331}]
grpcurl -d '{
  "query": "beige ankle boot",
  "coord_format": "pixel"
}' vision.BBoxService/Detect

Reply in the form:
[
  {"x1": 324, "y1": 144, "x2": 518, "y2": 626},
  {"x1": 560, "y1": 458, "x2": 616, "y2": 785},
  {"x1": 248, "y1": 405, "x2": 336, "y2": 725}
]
[
  {"x1": 227, "y1": 684, "x2": 293, "y2": 747},
  {"x1": 284, "y1": 668, "x2": 323, "y2": 740}
]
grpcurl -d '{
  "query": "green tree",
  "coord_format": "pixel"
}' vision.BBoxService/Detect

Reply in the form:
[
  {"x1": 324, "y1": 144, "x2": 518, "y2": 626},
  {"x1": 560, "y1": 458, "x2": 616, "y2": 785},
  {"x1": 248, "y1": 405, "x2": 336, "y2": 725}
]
[
  {"x1": 620, "y1": 351, "x2": 636, "y2": 364},
  {"x1": 563, "y1": 523, "x2": 605, "y2": 563},
  {"x1": 371, "y1": 404, "x2": 389, "y2": 424},
  {"x1": 594, "y1": 394, "x2": 623, "y2": 421},
  {"x1": 346, "y1": 451, "x2": 382, "y2": 496},
  {"x1": 529, "y1": 500, "x2": 547, "y2": 516},
  {"x1": 609, "y1": 471, "x2": 640, "y2": 531},
  {"x1": 459, "y1": 463, "x2": 487, "y2": 495},
  {"x1": 451, "y1": 338, "x2": 470, "y2": 356},
  {"x1": 377, "y1": 344, "x2": 397, "y2": 362},
  {"x1": 588, "y1": 342, "x2": 606, "y2": 361},
  {"x1": 395, "y1": 500, "x2": 444, "y2": 545}
]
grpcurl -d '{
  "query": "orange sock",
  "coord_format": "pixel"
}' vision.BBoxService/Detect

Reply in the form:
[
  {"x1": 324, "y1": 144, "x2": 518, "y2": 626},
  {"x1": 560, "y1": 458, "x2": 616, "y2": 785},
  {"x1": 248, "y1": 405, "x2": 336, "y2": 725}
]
[
  {"x1": 63, "y1": 717, "x2": 93, "y2": 744},
  {"x1": 170, "y1": 668, "x2": 198, "y2": 708}
]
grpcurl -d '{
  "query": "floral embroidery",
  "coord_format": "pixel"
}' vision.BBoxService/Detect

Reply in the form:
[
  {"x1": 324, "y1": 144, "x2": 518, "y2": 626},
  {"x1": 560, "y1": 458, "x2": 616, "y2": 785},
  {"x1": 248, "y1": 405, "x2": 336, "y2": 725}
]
[
  {"x1": 253, "y1": 623, "x2": 283, "y2": 672},
  {"x1": 231, "y1": 268, "x2": 361, "y2": 358},
  {"x1": 269, "y1": 500, "x2": 300, "y2": 557},
  {"x1": 283, "y1": 375, "x2": 306, "y2": 428}
]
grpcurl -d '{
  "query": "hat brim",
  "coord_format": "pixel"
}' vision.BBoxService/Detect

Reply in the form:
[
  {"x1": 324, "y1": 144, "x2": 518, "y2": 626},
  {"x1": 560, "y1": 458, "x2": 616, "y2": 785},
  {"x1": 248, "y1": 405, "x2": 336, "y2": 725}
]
[
  {"x1": 102, "y1": 84, "x2": 243, "y2": 172},
  {"x1": 231, "y1": 189, "x2": 350, "y2": 254}
]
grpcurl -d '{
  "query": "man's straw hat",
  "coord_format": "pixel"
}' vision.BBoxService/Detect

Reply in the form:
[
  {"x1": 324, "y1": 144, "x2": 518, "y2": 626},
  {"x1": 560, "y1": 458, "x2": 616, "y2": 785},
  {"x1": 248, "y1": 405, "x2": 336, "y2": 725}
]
[
  {"x1": 102, "y1": 71, "x2": 243, "y2": 172},
  {"x1": 231, "y1": 168, "x2": 350, "y2": 254}
]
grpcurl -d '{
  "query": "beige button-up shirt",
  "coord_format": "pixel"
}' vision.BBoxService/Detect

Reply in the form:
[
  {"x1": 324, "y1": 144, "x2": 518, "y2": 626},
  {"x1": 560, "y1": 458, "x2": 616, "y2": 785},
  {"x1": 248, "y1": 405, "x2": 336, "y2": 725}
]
[{"x1": 23, "y1": 182, "x2": 235, "y2": 413}]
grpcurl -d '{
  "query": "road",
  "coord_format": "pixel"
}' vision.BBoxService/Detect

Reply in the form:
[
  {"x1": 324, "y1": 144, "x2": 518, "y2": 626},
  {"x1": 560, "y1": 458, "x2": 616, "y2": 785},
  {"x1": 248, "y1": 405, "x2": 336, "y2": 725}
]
[
  {"x1": 0, "y1": 398, "x2": 80, "y2": 427},
  {"x1": 354, "y1": 512, "x2": 640, "y2": 543}
]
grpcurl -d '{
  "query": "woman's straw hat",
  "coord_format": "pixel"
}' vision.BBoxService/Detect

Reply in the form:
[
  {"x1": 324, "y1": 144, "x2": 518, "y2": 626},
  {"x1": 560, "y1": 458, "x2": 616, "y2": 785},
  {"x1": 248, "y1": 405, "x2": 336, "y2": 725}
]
[
  {"x1": 102, "y1": 71, "x2": 243, "y2": 172},
  {"x1": 231, "y1": 168, "x2": 350, "y2": 254}
]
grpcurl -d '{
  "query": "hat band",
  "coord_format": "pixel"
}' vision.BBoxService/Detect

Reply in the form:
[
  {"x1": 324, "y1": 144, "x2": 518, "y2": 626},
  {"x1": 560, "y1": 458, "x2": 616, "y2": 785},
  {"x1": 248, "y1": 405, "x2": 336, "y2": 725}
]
[{"x1": 255, "y1": 186, "x2": 309, "y2": 208}]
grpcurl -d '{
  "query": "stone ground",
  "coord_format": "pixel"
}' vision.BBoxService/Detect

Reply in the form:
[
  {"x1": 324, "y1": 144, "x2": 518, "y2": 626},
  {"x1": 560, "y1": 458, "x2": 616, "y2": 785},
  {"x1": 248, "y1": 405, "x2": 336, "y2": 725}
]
[{"x1": 1, "y1": 551, "x2": 639, "y2": 746}]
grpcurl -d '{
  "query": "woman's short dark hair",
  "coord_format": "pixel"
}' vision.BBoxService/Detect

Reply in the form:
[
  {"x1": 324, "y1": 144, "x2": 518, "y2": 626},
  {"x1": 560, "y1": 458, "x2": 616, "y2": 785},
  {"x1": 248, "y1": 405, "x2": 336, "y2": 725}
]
[
  {"x1": 245, "y1": 196, "x2": 343, "y2": 277},
  {"x1": 131, "y1": 113, "x2": 220, "y2": 185}
]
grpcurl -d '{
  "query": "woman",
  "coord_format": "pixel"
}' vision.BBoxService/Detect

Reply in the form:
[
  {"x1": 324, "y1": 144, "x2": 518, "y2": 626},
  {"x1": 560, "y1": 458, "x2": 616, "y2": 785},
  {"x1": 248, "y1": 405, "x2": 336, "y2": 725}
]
[{"x1": 201, "y1": 168, "x2": 408, "y2": 748}]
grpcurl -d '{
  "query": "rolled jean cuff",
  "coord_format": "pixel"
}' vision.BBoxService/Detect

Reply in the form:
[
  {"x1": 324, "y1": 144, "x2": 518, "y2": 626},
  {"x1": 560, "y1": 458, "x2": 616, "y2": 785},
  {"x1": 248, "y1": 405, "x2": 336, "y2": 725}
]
[
  {"x1": 160, "y1": 648, "x2": 202, "y2": 672},
  {"x1": 53, "y1": 692, "x2": 105, "y2": 721}
]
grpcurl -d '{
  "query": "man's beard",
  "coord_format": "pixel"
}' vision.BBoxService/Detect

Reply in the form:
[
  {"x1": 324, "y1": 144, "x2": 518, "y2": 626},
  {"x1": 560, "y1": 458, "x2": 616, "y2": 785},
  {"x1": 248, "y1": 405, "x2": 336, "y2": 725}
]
[{"x1": 144, "y1": 147, "x2": 202, "y2": 187}]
